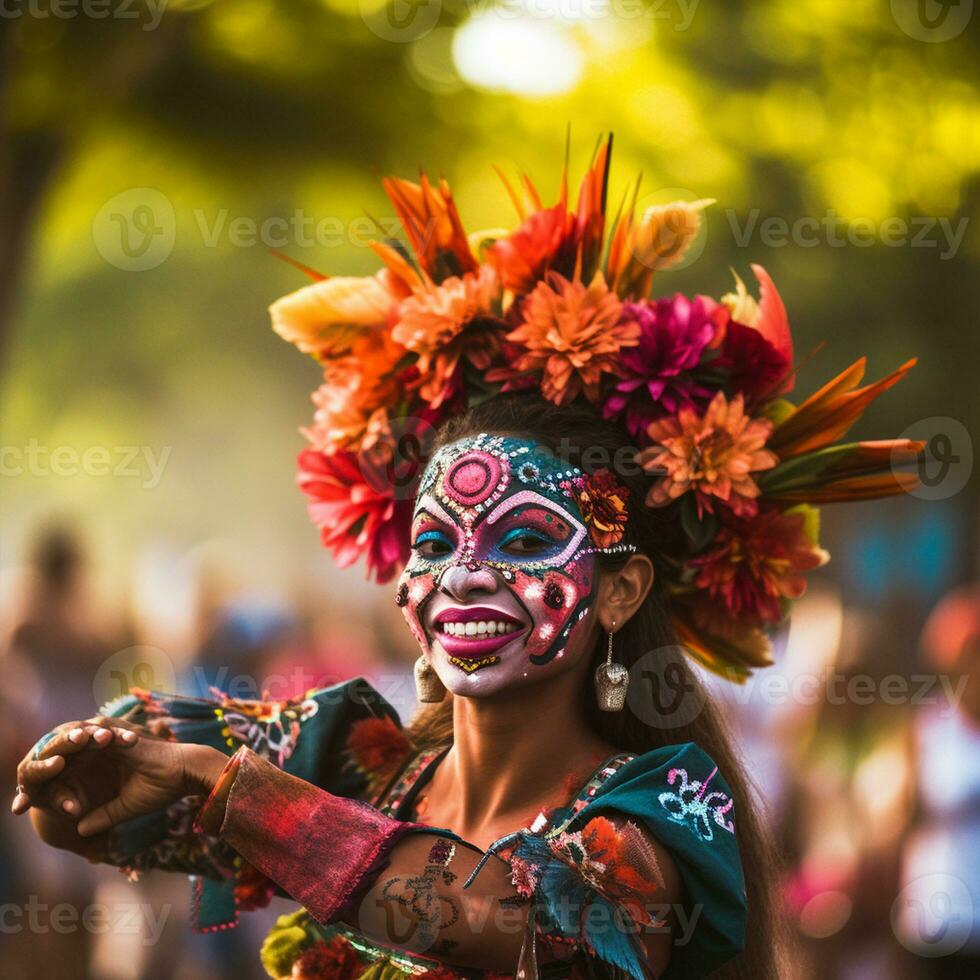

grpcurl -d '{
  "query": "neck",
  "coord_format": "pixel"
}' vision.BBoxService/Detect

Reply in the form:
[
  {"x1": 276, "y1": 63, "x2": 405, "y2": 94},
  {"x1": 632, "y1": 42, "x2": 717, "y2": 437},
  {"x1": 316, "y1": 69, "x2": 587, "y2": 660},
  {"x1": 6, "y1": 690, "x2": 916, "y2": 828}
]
[{"x1": 441, "y1": 659, "x2": 614, "y2": 832}]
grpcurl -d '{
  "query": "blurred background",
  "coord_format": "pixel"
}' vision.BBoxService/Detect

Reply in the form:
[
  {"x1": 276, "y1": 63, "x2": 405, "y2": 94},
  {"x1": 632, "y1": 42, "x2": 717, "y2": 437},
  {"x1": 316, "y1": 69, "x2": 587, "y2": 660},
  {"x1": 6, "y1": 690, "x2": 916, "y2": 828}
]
[{"x1": 1, "y1": 1, "x2": 978, "y2": 977}]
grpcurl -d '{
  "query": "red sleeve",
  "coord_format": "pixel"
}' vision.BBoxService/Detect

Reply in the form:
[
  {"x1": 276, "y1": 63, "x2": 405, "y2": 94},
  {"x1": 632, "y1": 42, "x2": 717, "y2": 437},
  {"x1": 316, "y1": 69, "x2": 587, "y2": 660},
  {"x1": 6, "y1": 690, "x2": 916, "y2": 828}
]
[{"x1": 195, "y1": 745, "x2": 433, "y2": 924}]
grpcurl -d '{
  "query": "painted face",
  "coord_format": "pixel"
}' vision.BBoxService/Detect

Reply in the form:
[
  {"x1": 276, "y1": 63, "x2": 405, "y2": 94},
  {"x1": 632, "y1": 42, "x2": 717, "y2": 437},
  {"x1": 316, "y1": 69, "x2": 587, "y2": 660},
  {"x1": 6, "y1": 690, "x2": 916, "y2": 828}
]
[{"x1": 395, "y1": 433, "x2": 600, "y2": 697}]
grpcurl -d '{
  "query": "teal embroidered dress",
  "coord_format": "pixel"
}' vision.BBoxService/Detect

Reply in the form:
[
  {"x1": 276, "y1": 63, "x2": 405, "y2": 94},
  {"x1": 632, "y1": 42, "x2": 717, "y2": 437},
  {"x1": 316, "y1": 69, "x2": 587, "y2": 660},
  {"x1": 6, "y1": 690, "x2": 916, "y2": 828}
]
[{"x1": 100, "y1": 678, "x2": 747, "y2": 979}]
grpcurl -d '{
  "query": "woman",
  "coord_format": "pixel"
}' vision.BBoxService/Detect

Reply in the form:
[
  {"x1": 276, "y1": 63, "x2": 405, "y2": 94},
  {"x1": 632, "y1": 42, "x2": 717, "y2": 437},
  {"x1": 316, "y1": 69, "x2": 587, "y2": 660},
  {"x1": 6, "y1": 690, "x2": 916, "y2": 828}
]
[{"x1": 13, "y1": 140, "x2": 921, "y2": 979}]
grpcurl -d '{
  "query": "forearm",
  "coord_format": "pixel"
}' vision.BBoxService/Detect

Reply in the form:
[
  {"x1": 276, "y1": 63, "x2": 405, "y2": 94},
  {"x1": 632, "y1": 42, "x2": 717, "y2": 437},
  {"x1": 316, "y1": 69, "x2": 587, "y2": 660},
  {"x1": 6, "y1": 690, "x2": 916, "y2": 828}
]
[{"x1": 196, "y1": 747, "x2": 530, "y2": 970}]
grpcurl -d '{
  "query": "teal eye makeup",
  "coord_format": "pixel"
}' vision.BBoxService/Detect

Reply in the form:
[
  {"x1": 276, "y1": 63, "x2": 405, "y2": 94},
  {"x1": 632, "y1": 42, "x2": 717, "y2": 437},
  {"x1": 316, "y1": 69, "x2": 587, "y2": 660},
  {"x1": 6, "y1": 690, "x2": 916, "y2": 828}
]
[
  {"x1": 498, "y1": 526, "x2": 558, "y2": 555},
  {"x1": 412, "y1": 528, "x2": 454, "y2": 559}
]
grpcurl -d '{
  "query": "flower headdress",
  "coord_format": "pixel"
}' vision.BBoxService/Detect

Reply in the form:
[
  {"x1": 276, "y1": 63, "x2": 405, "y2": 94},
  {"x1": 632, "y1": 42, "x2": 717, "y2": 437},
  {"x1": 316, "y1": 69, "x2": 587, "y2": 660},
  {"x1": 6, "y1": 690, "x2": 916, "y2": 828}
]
[{"x1": 270, "y1": 137, "x2": 923, "y2": 681}]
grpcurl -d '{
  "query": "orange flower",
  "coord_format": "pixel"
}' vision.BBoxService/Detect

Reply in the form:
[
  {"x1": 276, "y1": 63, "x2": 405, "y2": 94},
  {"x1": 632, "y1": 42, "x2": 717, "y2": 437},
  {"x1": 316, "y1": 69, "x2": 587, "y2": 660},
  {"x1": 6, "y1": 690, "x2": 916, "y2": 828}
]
[
  {"x1": 505, "y1": 271, "x2": 640, "y2": 406},
  {"x1": 392, "y1": 266, "x2": 501, "y2": 408},
  {"x1": 638, "y1": 391, "x2": 778, "y2": 516}
]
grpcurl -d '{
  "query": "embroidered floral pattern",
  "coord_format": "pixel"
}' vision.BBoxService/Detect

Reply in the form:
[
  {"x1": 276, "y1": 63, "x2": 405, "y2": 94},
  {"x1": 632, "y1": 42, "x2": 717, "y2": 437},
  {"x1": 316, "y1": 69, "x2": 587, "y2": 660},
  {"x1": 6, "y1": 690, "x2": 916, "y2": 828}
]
[
  {"x1": 214, "y1": 692, "x2": 320, "y2": 768},
  {"x1": 658, "y1": 766, "x2": 735, "y2": 842}
]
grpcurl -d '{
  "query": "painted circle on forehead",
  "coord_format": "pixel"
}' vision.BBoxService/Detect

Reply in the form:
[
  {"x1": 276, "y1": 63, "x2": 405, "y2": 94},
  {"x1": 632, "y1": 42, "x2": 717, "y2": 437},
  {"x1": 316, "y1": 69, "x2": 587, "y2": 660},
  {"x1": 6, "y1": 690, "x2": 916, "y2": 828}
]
[{"x1": 443, "y1": 450, "x2": 503, "y2": 508}]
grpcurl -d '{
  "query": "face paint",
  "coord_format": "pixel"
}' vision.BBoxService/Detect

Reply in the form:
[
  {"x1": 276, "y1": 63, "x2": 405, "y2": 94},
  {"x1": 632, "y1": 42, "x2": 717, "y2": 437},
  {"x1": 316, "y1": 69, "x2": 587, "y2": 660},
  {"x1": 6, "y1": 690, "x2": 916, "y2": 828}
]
[{"x1": 395, "y1": 433, "x2": 611, "y2": 691}]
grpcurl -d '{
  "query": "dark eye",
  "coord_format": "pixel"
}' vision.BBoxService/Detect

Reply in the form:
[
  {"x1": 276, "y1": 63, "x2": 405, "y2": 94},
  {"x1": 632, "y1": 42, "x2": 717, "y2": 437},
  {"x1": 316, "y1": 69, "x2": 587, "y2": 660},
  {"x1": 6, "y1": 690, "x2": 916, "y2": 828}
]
[
  {"x1": 500, "y1": 529, "x2": 551, "y2": 555},
  {"x1": 413, "y1": 531, "x2": 453, "y2": 559}
]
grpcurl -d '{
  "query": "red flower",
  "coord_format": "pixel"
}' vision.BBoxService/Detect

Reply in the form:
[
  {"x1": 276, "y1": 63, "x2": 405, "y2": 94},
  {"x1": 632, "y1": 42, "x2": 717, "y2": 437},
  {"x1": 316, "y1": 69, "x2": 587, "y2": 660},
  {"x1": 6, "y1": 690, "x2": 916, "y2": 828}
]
[
  {"x1": 487, "y1": 202, "x2": 573, "y2": 293},
  {"x1": 689, "y1": 507, "x2": 829, "y2": 626},
  {"x1": 297, "y1": 447, "x2": 414, "y2": 584},
  {"x1": 346, "y1": 716, "x2": 411, "y2": 778},
  {"x1": 235, "y1": 863, "x2": 277, "y2": 911},
  {"x1": 711, "y1": 315, "x2": 791, "y2": 405},
  {"x1": 292, "y1": 936, "x2": 360, "y2": 980}
]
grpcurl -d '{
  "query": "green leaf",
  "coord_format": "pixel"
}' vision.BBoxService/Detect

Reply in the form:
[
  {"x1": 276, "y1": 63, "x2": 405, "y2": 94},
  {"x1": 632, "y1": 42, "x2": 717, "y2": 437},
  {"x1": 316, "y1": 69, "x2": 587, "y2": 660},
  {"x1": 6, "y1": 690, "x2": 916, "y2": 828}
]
[
  {"x1": 680, "y1": 494, "x2": 718, "y2": 552},
  {"x1": 758, "y1": 442, "x2": 864, "y2": 492},
  {"x1": 761, "y1": 398, "x2": 796, "y2": 426}
]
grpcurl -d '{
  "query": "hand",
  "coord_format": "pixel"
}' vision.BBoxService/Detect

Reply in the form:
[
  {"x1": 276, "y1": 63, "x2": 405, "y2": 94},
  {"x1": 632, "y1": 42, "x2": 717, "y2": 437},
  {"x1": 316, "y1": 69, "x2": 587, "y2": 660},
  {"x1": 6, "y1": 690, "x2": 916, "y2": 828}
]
[
  {"x1": 14, "y1": 719, "x2": 229, "y2": 840},
  {"x1": 13, "y1": 719, "x2": 140, "y2": 856}
]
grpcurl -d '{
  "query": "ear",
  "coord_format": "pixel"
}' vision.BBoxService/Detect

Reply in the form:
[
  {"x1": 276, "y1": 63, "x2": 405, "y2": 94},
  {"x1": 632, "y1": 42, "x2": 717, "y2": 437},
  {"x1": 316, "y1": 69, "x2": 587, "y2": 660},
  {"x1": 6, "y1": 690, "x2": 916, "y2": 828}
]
[{"x1": 595, "y1": 554, "x2": 655, "y2": 633}]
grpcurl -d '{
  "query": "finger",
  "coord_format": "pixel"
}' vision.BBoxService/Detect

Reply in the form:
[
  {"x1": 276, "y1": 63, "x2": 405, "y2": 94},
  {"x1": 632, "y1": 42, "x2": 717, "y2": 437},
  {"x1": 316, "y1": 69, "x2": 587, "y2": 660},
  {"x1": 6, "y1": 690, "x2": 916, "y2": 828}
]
[
  {"x1": 11, "y1": 789, "x2": 31, "y2": 815},
  {"x1": 85, "y1": 724, "x2": 140, "y2": 749},
  {"x1": 20, "y1": 755, "x2": 66, "y2": 787},
  {"x1": 77, "y1": 795, "x2": 137, "y2": 837},
  {"x1": 86, "y1": 716, "x2": 144, "y2": 735},
  {"x1": 33, "y1": 726, "x2": 94, "y2": 760},
  {"x1": 48, "y1": 782, "x2": 82, "y2": 818}
]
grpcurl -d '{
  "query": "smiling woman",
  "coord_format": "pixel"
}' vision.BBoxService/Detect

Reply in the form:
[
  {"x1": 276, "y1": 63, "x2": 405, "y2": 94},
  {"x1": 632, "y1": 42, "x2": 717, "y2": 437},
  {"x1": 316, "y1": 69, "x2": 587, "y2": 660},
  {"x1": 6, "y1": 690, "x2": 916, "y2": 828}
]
[{"x1": 14, "y1": 141, "x2": 924, "y2": 980}]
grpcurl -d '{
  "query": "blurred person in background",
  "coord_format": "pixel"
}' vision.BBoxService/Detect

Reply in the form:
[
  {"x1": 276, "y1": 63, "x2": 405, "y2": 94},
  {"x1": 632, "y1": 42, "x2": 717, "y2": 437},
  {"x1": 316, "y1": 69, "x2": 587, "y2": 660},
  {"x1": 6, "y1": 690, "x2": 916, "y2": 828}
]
[
  {"x1": 1, "y1": 522, "x2": 122, "y2": 978},
  {"x1": 896, "y1": 584, "x2": 980, "y2": 977},
  {"x1": 12, "y1": 144, "x2": 929, "y2": 980}
]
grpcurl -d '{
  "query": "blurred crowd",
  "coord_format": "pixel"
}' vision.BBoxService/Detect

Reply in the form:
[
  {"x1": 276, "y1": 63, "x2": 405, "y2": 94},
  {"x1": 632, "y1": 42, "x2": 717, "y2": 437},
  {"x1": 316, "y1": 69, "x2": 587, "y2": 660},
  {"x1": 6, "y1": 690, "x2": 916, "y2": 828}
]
[{"x1": 1, "y1": 516, "x2": 978, "y2": 980}]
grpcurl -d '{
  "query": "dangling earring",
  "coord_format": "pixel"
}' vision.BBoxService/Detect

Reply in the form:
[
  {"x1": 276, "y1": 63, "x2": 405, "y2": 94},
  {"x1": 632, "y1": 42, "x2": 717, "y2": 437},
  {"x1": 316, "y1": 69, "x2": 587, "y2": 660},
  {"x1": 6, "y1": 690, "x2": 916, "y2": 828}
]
[
  {"x1": 414, "y1": 655, "x2": 446, "y2": 703},
  {"x1": 595, "y1": 619, "x2": 629, "y2": 712}
]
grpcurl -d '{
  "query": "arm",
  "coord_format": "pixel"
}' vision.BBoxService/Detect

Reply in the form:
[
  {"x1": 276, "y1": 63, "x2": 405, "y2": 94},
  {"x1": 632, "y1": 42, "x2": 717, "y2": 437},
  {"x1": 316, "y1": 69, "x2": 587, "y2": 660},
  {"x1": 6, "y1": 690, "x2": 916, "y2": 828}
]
[{"x1": 196, "y1": 746, "x2": 681, "y2": 976}]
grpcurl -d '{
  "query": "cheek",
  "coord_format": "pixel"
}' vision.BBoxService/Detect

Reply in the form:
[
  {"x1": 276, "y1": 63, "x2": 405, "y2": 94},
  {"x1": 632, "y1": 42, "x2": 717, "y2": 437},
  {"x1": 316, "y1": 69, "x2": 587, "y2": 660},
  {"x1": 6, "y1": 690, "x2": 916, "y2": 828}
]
[
  {"x1": 396, "y1": 568, "x2": 437, "y2": 653},
  {"x1": 512, "y1": 552, "x2": 595, "y2": 666}
]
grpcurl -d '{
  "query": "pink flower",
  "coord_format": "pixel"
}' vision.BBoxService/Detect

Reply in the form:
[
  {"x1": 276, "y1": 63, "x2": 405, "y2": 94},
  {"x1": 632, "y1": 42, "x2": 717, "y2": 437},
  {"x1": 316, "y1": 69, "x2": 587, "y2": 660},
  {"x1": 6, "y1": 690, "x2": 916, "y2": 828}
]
[
  {"x1": 296, "y1": 448, "x2": 413, "y2": 584},
  {"x1": 603, "y1": 295, "x2": 720, "y2": 441}
]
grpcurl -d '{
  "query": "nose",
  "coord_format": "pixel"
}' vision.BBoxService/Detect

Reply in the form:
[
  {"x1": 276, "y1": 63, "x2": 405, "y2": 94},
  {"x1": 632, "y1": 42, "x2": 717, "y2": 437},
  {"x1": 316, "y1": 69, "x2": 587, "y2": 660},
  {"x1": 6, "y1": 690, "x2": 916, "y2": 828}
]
[{"x1": 438, "y1": 562, "x2": 498, "y2": 601}]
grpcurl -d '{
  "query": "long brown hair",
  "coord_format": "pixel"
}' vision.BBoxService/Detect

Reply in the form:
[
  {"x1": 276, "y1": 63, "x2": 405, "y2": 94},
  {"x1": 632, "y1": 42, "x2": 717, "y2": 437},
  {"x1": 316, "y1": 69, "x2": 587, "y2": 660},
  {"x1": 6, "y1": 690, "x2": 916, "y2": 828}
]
[{"x1": 407, "y1": 389, "x2": 787, "y2": 978}]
